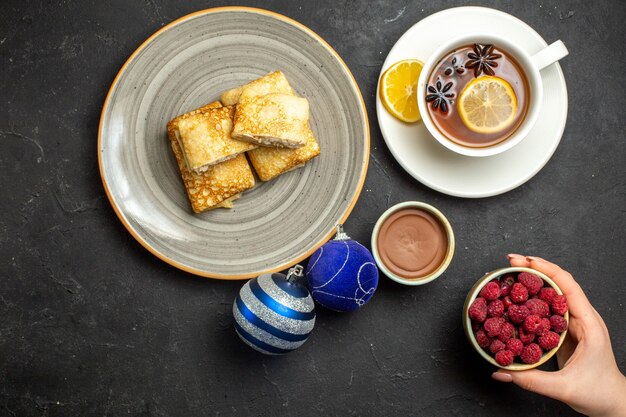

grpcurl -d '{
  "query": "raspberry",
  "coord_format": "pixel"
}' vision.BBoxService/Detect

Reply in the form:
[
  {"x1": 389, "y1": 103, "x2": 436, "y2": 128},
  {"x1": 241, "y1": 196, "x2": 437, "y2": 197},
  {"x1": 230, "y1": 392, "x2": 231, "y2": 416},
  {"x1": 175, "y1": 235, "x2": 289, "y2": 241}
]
[
  {"x1": 488, "y1": 300, "x2": 505, "y2": 317},
  {"x1": 469, "y1": 297, "x2": 488, "y2": 322},
  {"x1": 508, "y1": 305, "x2": 530, "y2": 324},
  {"x1": 537, "y1": 318, "x2": 551, "y2": 336},
  {"x1": 518, "y1": 272, "x2": 544, "y2": 295},
  {"x1": 520, "y1": 343, "x2": 543, "y2": 364},
  {"x1": 495, "y1": 349, "x2": 514, "y2": 366},
  {"x1": 474, "y1": 329, "x2": 492, "y2": 348},
  {"x1": 498, "y1": 322, "x2": 515, "y2": 342},
  {"x1": 538, "y1": 287, "x2": 557, "y2": 304},
  {"x1": 525, "y1": 299, "x2": 550, "y2": 318},
  {"x1": 519, "y1": 326, "x2": 535, "y2": 345},
  {"x1": 506, "y1": 338, "x2": 524, "y2": 356},
  {"x1": 500, "y1": 274, "x2": 515, "y2": 296},
  {"x1": 538, "y1": 331, "x2": 561, "y2": 350},
  {"x1": 550, "y1": 315, "x2": 568, "y2": 333},
  {"x1": 510, "y1": 283, "x2": 529, "y2": 303},
  {"x1": 484, "y1": 317, "x2": 505, "y2": 338},
  {"x1": 480, "y1": 281, "x2": 501, "y2": 301},
  {"x1": 489, "y1": 339, "x2": 506, "y2": 354},
  {"x1": 502, "y1": 296, "x2": 514, "y2": 310},
  {"x1": 500, "y1": 285, "x2": 511, "y2": 297},
  {"x1": 551, "y1": 294, "x2": 568, "y2": 315},
  {"x1": 524, "y1": 314, "x2": 543, "y2": 333}
]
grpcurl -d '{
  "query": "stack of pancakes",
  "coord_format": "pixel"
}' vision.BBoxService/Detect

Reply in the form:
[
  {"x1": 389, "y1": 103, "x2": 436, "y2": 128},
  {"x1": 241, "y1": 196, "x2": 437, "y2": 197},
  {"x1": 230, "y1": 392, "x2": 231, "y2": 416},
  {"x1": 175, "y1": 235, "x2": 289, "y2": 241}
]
[{"x1": 167, "y1": 71, "x2": 320, "y2": 213}]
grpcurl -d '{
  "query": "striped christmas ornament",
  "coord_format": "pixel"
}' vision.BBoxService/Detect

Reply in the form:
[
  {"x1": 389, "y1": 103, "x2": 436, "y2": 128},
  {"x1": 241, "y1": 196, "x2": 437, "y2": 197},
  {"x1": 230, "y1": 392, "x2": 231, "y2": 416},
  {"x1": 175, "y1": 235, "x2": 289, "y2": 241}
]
[{"x1": 233, "y1": 265, "x2": 315, "y2": 355}]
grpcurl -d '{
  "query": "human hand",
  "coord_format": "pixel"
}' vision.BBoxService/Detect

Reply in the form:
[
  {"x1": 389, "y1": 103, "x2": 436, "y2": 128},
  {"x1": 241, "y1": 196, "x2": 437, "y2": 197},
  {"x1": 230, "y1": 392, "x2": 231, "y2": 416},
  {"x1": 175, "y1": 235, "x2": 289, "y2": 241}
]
[{"x1": 492, "y1": 255, "x2": 626, "y2": 417}]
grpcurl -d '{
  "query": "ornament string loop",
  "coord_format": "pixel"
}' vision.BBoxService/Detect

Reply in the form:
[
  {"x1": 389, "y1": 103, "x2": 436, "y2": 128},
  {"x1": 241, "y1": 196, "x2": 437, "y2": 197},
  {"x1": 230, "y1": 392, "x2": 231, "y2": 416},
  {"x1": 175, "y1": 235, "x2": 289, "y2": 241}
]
[
  {"x1": 334, "y1": 224, "x2": 350, "y2": 241},
  {"x1": 286, "y1": 265, "x2": 304, "y2": 282}
]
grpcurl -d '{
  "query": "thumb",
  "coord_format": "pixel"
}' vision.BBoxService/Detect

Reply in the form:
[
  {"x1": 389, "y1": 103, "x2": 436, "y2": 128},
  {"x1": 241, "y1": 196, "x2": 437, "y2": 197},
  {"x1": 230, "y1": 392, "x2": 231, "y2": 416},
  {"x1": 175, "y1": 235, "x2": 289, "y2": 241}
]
[{"x1": 492, "y1": 369, "x2": 566, "y2": 400}]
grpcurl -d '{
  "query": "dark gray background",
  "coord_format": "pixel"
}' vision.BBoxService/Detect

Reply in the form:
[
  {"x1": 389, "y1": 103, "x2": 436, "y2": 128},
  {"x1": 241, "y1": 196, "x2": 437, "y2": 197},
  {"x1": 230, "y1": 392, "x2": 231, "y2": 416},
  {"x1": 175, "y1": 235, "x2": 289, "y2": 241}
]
[{"x1": 1, "y1": 0, "x2": 624, "y2": 416}]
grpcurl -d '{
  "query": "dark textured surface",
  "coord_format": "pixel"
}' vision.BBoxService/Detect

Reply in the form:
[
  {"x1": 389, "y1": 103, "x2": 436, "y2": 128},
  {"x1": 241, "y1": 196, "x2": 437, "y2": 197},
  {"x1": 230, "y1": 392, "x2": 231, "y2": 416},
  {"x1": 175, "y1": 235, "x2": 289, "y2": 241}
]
[{"x1": 1, "y1": 0, "x2": 624, "y2": 416}]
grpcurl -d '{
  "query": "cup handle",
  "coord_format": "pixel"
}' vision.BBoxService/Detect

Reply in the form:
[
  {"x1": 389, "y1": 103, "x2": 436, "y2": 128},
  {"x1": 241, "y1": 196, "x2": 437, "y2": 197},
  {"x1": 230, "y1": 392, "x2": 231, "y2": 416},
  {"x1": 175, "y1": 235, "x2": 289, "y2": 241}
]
[{"x1": 532, "y1": 40, "x2": 569, "y2": 71}]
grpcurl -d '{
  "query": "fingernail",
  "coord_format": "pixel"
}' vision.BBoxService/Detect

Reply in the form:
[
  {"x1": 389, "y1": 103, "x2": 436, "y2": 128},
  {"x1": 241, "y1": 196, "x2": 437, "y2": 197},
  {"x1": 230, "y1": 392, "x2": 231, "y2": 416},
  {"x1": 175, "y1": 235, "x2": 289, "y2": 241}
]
[
  {"x1": 526, "y1": 256, "x2": 543, "y2": 262},
  {"x1": 507, "y1": 253, "x2": 523, "y2": 260},
  {"x1": 492, "y1": 372, "x2": 513, "y2": 383}
]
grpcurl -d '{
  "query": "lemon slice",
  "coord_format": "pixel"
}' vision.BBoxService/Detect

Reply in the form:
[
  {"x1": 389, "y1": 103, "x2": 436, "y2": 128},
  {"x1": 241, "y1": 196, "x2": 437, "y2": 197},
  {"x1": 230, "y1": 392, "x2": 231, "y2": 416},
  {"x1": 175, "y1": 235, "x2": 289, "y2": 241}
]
[
  {"x1": 458, "y1": 76, "x2": 518, "y2": 134},
  {"x1": 380, "y1": 59, "x2": 423, "y2": 123}
]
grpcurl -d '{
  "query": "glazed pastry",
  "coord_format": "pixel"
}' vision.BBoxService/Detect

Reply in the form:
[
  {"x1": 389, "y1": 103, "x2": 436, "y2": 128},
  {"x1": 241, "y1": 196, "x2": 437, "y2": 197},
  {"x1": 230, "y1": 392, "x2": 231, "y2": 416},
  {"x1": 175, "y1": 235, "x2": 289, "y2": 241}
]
[
  {"x1": 232, "y1": 93, "x2": 310, "y2": 148},
  {"x1": 222, "y1": 72, "x2": 321, "y2": 178},
  {"x1": 247, "y1": 128, "x2": 320, "y2": 181},
  {"x1": 220, "y1": 71, "x2": 294, "y2": 105},
  {"x1": 220, "y1": 86, "x2": 243, "y2": 107},
  {"x1": 168, "y1": 139, "x2": 254, "y2": 213},
  {"x1": 167, "y1": 101, "x2": 255, "y2": 212},
  {"x1": 168, "y1": 104, "x2": 256, "y2": 174}
]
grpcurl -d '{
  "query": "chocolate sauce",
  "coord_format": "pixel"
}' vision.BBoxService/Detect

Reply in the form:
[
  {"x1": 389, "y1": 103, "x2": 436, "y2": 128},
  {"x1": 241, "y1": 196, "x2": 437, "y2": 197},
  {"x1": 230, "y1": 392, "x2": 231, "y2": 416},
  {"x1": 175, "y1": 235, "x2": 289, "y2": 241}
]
[{"x1": 376, "y1": 208, "x2": 448, "y2": 279}]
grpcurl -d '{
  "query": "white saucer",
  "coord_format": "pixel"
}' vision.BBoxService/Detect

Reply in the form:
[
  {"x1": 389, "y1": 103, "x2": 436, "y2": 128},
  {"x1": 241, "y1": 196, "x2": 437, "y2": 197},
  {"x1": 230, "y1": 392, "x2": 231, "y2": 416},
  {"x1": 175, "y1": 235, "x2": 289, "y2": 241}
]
[{"x1": 376, "y1": 6, "x2": 568, "y2": 198}]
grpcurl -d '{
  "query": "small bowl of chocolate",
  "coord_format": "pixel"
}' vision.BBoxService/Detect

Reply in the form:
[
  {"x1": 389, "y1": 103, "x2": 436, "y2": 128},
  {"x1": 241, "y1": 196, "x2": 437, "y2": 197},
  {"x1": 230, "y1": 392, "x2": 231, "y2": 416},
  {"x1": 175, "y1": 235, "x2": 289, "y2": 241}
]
[{"x1": 371, "y1": 201, "x2": 455, "y2": 285}]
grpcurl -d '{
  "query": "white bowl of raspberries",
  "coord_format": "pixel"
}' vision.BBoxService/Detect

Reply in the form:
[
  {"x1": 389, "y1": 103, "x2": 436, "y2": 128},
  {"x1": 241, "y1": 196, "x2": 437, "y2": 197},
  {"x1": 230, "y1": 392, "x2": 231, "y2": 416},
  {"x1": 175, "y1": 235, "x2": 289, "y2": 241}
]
[{"x1": 463, "y1": 267, "x2": 569, "y2": 370}]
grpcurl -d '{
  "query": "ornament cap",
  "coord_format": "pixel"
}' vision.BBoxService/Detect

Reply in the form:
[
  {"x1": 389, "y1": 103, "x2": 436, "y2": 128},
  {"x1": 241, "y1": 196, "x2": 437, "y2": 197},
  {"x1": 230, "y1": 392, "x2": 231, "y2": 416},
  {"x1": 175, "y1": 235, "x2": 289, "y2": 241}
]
[
  {"x1": 286, "y1": 265, "x2": 304, "y2": 282},
  {"x1": 334, "y1": 224, "x2": 350, "y2": 241}
]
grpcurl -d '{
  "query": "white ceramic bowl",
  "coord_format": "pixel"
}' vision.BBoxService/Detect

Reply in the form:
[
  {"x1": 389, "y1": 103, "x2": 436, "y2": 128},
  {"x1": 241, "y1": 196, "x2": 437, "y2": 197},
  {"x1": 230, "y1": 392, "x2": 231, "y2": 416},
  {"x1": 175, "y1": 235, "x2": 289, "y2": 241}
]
[{"x1": 371, "y1": 202, "x2": 455, "y2": 286}]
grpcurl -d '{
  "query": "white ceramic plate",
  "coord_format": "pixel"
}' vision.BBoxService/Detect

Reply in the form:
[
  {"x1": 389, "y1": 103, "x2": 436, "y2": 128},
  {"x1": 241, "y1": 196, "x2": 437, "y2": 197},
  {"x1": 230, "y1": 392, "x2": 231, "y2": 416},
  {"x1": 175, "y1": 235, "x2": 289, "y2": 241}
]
[
  {"x1": 99, "y1": 8, "x2": 369, "y2": 279},
  {"x1": 376, "y1": 6, "x2": 568, "y2": 198}
]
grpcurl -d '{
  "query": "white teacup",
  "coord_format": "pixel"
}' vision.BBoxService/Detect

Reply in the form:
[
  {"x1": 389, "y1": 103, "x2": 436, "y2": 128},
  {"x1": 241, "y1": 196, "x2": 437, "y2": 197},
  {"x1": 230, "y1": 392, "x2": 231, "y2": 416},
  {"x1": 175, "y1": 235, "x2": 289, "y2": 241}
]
[{"x1": 417, "y1": 34, "x2": 568, "y2": 157}]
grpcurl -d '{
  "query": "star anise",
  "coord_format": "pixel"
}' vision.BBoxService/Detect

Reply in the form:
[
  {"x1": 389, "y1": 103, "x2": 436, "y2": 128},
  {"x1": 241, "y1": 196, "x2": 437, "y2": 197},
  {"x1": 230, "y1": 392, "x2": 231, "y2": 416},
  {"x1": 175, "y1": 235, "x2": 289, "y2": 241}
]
[
  {"x1": 444, "y1": 56, "x2": 466, "y2": 76},
  {"x1": 465, "y1": 44, "x2": 502, "y2": 77},
  {"x1": 426, "y1": 80, "x2": 454, "y2": 113}
]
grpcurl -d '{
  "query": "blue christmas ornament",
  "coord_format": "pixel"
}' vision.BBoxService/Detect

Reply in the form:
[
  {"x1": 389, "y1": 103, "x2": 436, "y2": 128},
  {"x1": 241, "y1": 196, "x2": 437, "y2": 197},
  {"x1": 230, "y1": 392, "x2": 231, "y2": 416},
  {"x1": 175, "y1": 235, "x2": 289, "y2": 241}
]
[
  {"x1": 233, "y1": 265, "x2": 315, "y2": 355},
  {"x1": 306, "y1": 224, "x2": 379, "y2": 312}
]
